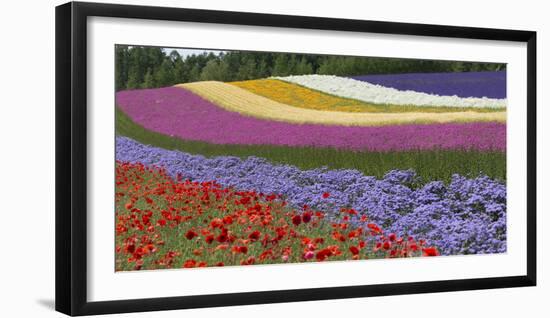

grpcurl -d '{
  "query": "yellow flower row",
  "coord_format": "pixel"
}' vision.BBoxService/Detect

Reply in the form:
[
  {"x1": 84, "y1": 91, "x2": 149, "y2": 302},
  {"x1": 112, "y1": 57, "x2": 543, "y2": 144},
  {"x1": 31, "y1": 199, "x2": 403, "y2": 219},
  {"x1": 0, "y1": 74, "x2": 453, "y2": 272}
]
[
  {"x1": 176, "y1": 81, "x2": 506, "y2": 126},
  {"x1": 230, "y1": 79, "x2": 503, "y2": 113}
]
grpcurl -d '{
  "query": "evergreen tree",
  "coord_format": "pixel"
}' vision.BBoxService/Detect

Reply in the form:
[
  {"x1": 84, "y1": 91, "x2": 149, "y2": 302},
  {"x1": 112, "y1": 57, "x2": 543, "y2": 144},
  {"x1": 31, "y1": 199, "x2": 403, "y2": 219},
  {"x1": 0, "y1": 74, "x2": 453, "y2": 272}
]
[
  {"x1": 155, "y1": 59, "x2": 176, "y2": 86},
  {"x1": 188, "y1": 64, "x2": 202, "y2": 83},
  {"x1": 142, "y1": 68, "x2": 156, "y2": 88},
  {"x1": 236, "y1": 58, "x2": 257, "y2": 80},
  {"x1": 114, "y1": 46, "x2": 506, "y2": 91},
  {"x1": 200, "y1": 59, "x2": 229, "y2": 81},
  {"x1": 295, "y1": 57, "x2": 313, "y2": 75},
  {"x1": 115, "y1": 45, "x2": 129, "y2": 90},
  {"x1": 272, "y1": 54, "x2": 289, "y2": 76},
  {"x1": 126, "y1": 64, "x2": 141, "y2": 89}
]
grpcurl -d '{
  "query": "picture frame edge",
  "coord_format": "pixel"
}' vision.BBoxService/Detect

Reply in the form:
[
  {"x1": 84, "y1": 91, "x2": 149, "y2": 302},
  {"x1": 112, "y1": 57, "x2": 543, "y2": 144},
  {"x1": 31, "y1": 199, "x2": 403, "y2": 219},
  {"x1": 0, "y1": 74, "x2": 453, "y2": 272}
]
[{"x1": 55, "y1": 1, "x2": 537, "y2": 316}]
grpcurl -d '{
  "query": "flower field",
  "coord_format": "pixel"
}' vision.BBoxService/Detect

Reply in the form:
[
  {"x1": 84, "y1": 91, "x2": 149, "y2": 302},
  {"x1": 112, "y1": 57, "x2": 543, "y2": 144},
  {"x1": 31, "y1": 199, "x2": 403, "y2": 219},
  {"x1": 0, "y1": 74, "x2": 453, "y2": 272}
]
[
  {"x1": 117, "y1": 136, "x2": 506, "y2": 257},
  {"x1": 116, "y1": 161, "x2": 439, "y2": 271},
  {"x1": 274, "y1": 74, "x2": 507, "y2": 108},
  {"x1": 117, "y1": 87, "x2": 505, "y2": 151},
  {"x1": 116, "y1": 107, "x2": 505, "y2": 183},
  {"x1": 230, "y1": 79, "x2": 500, "y2": 113},
  {"x1": 350, "y1": 71, "x2": 506, "y2": 98},
  {"x1": 177, "y1": 81, "x2": 505, "y2": 126},
  {"x1": 115, "y1": 52, "x2": 507, "y2": 271}
]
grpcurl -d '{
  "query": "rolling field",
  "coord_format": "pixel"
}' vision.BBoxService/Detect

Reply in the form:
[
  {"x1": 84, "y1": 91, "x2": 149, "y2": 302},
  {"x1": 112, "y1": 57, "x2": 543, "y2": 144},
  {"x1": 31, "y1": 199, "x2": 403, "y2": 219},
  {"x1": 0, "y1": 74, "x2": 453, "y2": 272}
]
[
  {"x1": 114, "y1": 64, "x2": 508, "y2": 271},
  {"x1": 350, "y1": 71, "x2": 506, "y2": 98},
  {"x1": 116, "y1": 107, "x2": 506, "y2": 183},
  {"x1": 116, "y1": 87, "x2": 506, "y2": 152},
  {"x1": 230, "y1": 79, "x2": 502, "y2": 113},
  {"x1": 274, "y1": 74, "x2": 507, "y2": 108},
  {"x1": 177, "y1": 81, "x2": 506, "y2": 126},
  {"x1": 116, "y1": 137, "x2": 506, "y2": 261},
  {"x1": 116, "y1": 161, "x2": 439, "y2": 271}
]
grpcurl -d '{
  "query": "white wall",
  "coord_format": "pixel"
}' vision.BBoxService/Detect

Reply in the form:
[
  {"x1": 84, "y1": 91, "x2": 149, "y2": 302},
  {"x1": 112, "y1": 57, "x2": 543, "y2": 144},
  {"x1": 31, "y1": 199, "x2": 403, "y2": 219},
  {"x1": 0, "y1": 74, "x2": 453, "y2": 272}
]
[{"x1": 0, "y1": 0, "x2": 546, "y2": 317}]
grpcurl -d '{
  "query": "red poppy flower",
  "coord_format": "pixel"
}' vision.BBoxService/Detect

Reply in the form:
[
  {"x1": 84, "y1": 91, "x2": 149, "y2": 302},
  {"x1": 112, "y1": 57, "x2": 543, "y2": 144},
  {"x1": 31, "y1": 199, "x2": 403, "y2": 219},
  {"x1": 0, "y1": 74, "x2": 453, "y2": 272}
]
[
  {"x1": 144, "y1": 243, "x2": 156, "y2": 254},
  {"x1": 125, "y1": 244, "x2": 135, "y2": 254},
  {"x1": 223, "y1": 216, "x2": 233, "y2": 224},
  {"x1": 239, "y1": 197, "x2": 251, "y2": 205},
  {"x1": 182, "y1": 259, "x2": 196, "y2": 268},
  {"x1": 367, "y1": 223, "x2": 382, "y2": 234},
  {"x1": 232, "y1": 246, "x2": 248, "y2": 254},
  {"x1": 210, "y1": 218, "x2": 224, "y2": 228},
  {"x1": 388, "y1": 233, "x2": 396, "y2": 242},
  {"x1": 248, "y1": 230, "x2": 261, "y2": 241},
  {"x1": 216, "y1": 233, "x2": 228, "y2": 243},
  {"x1": 422, "y1": 247, "x2": 439, "y2": 256},
  {"x1": 259, "y1": 249, "x2": 274, "y2": 261},
  {"x1": 302, "y1": 212, "x2": 312, "y2": 223},
  {"x1": 383, "y1": 241, "x2": 392, "y2": 250},
  {"x1": 116, "y1": 224, "x2": 128, "y2": 235},
  {"x1": 185, "y1": 230, "x2": 198, "y2": 240},
  {"x1": 240, "y1": 256, "x2": 255, "y2": 265},
  {"x1": 349, "y1": 246, "x2": 360, "y2": 255},
  {"x1": 292, "y1": 215, "x2": 302, "y2": 226},
  {"x1": 332, "y1": 231, "x2": 346, "y2": 242},
  {"x1": 322, "y1": 192, "x2": 330, "y2": 199},
  {"x1": 205, "y1": 235, "x2": 214, "y2": 244},
  {"x1": 316, "y1": 248, "x2": 333, "y2": 261}
]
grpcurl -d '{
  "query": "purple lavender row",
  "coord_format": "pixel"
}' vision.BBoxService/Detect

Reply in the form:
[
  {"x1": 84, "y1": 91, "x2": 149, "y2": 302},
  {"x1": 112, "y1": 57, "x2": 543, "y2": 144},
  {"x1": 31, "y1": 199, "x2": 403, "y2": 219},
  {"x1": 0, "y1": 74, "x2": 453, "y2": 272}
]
[
  {"x1": 350, "y1": 71, "x2": 506, "y2": 99},
  {"x1": 116, "y1": 87, "x2": 505, "y2": 152},
  {"x1": 116, "y1": 136, "x2": 506, "y2": 255}
]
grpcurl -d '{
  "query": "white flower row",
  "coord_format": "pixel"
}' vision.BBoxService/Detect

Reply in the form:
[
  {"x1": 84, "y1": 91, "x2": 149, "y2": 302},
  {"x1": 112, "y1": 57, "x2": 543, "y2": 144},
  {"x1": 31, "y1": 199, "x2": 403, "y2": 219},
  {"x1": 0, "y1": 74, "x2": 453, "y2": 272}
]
[{"x1": 272, "y1": 74, "x2": 507, "y2": 108}]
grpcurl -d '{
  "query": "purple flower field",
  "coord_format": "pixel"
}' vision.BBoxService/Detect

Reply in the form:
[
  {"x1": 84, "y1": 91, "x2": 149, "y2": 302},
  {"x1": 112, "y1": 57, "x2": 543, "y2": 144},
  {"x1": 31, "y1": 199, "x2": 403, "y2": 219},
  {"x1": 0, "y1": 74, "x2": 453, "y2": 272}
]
[
  {"x1": 350, "y1": 71, "x2": 506, "y2": 99},
  {"x1": 116, "y1": 136, "x2": 506, "y2": 255},
  {"x1": 116, "y1": 87, "x2": 505, "y2": 152}
]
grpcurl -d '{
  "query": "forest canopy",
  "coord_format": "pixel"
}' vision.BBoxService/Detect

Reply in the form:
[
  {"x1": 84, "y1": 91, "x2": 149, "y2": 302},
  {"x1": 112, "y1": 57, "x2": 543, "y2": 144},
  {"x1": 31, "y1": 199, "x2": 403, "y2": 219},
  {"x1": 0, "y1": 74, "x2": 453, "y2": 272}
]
[{"x1": 115, "y1": 45, "x2": 506, "y2": 91}]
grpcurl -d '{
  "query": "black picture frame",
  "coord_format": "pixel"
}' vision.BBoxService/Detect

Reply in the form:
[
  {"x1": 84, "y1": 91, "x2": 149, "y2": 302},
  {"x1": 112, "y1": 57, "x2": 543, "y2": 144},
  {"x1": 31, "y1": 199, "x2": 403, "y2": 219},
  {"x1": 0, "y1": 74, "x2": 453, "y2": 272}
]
[{"x1": 55, "y1": 1, "x2": 537, "y2": 316}]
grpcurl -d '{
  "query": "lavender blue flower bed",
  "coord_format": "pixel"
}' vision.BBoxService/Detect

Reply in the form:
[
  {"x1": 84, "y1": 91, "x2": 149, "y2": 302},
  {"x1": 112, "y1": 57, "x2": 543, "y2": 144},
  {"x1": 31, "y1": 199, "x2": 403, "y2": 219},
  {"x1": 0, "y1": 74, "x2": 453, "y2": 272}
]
[
  {"x1": 116, "y1": 136, "x2": 506, "y2": 255},
  {"x1": 351, "y1": 71, "x2": 506, "y2": 99}
]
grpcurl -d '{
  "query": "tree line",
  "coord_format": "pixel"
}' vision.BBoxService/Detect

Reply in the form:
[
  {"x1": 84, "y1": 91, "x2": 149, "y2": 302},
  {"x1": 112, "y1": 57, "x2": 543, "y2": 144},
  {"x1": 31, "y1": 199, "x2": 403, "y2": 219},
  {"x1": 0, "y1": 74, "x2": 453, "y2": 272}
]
[{"x1": 115, "y1": 45, "x2": 506, "y2": 91}]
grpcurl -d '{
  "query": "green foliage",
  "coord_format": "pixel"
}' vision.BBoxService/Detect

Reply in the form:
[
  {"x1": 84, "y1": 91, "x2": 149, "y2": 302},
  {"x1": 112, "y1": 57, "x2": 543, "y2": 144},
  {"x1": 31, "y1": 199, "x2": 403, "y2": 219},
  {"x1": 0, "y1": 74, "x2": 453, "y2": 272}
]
[
  {"x1": 142, "y1": 68, "x2": 156, "y2": 88},
  {"x1": 200, "y1": 59, "x2": 230, "y2": 81},
  {"x1": 272, "y1": 54, "x2": 290, "y2": 76},
  {"x1": 116, "y1": 107, "x2": 506, "y2": 184},
  {"x1": 295, "y1": 57, "x2": 314, "y2": 75},
  {"x1": 115, "y1": 45, "x2": 507, "y2": 91}
]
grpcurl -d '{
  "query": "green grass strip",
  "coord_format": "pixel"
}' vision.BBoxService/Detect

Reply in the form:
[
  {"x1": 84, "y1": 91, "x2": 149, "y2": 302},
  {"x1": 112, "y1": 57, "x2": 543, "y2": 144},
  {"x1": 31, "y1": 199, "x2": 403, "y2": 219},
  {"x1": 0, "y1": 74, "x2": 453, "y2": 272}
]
[{"x1": 116, "y1": 107, "x2": 506, "y2": 183}]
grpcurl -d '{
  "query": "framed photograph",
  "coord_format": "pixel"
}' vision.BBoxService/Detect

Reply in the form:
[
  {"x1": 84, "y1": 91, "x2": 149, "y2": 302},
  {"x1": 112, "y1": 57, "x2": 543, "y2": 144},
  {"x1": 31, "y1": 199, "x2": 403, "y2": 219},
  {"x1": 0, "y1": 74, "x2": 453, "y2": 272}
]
[{"x1": 55, "y1": 1, "x2": 536, "y2": 316}]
